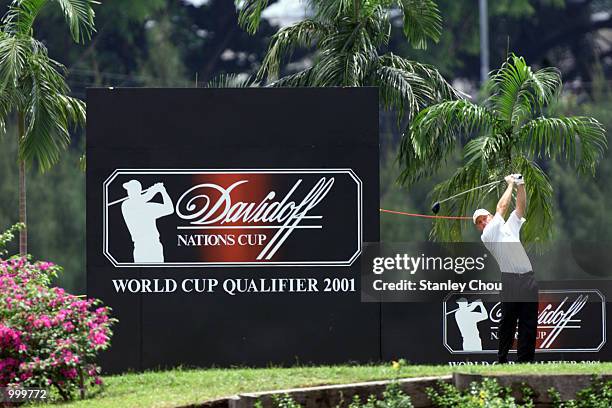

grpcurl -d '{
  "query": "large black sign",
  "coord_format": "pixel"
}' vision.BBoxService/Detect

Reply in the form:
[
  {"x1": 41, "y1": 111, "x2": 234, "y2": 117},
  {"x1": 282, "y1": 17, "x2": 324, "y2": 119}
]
[
  {"x1": 87, "y1": 88, "x2": 610, "y2": 373},
  {"x1": 87, "y1": 88, "x2": 380, "y2": 373}
]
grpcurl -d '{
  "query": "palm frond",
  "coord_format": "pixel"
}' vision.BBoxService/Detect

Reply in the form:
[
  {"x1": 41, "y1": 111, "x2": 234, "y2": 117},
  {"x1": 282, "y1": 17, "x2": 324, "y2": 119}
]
[
  {"x1": 490, "y1": 55, "x2": 532, "y2": 127},
  {"x1": 54, "y1": 0, "x2": 97, "y2": 43},
  {"x1": 236, "y1": 0, "x2": 270, "y2": 35},
  {"x1": 528, "y1": 66, "x2": 561, "y2": 106},
  {"x1": 463, "y1": 134, "x2": 508, "y2": 168},
  {"x1": 310, "y1": 0, "x2": 354, "y2": 22},
  {"x1": 399, "y1": 99, "x2": 498, "y2": 185},
  {"x1": 257, "y1": 19, "x2": 329, "y2": 81},
  {"x1": 378, "y1": 53, "x2": 460, "y2": 104},
  {"x1": 0, "y1": 33, "x2": 29, "y2": 89},
  {"x1": 374, "y1": 63, "x2": 427, "y2": 123},
  {"x1": 205, "y1": 73, "x2": 258, "y2": 88},
  {"x1": 2, "y1": 0, "x2": 96, "y2": 43},
  {"x1": 429, "y1": 161, "x2": 502, "y2": 242},
  {"x1": 519, "y1": 116, "x2": 607, "y2": 174},
  {"x1": 490, "y1": 54, "x2": 561, "y2": 128},
  {"x1": 0, "y1": 89, "x2": 15, "y2": 135},
  {"x1": 412, "y1": 62, "x2": 463, "y2": 101},
  {"x1": 397, "y1": 0, "x2": 442, "y2": 49},
  {"x1": 268, "y1": 67, "x2": 314, "y2": 87},
  {"x1": 315, "y1": 16, "x2": 380, "y2": 86},
  {"x1": 2, "y1": 0, "x2": 46, "y2": 36},
  {"x1": 58, "y1": 94, "x2": 85, "y2": 128},
  {"x1": 515, "y1": 156, "x2": 554, "y2": 243},
  {"x1": 19, "y1": 53, "x2": 81, "y2": 171}
]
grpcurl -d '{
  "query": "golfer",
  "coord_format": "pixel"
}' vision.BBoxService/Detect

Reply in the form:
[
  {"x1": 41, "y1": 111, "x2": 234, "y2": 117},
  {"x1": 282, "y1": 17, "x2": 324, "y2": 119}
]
[
  {"x1": 473, "y1": 174, "x2": 539, "y2": 363},
  {"x1": 121, "y1": 180, "x2": 174, "y2": 263}
]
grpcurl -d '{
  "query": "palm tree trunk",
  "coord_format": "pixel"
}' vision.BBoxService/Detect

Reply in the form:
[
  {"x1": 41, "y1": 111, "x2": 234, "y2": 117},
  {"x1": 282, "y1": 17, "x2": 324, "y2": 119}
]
[{"x1": 18, "y1": 111, "x2": 27, "y2": 256}]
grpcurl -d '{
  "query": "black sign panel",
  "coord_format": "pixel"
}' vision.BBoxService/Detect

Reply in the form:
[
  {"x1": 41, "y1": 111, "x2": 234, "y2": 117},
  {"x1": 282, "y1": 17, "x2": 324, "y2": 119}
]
[
  {"x1": 87, "y1": 88, "x2": 380, "y2": 373},
  {"x1": 382, "y1": 282, "x2": 611, "y2": 365},
  {"x1": 443, "y1": 290, "x2": 606, "y2": 354},
  {"x1": 103, "y1": 169, "x2": 362, "y2": 266}
]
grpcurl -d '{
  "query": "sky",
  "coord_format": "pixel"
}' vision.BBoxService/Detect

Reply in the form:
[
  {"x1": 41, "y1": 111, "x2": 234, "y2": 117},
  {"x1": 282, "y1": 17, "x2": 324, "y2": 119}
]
[{"x1": 185, "y1": 0, "x2": 308, "y2": 27}]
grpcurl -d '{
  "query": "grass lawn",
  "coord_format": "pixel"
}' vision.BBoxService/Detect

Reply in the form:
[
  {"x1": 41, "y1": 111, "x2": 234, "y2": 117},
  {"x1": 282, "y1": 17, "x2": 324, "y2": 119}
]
[{"x1": 31, "y1": 363, "x2": 612, "y2": 408}]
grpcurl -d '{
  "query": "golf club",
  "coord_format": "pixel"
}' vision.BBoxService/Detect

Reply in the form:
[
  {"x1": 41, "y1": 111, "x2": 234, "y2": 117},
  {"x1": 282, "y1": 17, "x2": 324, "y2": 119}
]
[
  {"x1": 431, "y1": 175, "x2": 522, "y2": 214},
  {"x1": 108, "y1": 186, "x2": 154, "y2": 206}
]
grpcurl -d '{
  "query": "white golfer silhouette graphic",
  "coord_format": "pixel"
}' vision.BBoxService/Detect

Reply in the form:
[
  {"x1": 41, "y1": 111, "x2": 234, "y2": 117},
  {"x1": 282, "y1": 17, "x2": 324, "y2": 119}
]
[
  {"x1": 120, "y1": 180, "x2": 174, "y2": 263},
  {"x1": 454, "y1": 298, "x2": 488, "y2": 351}
]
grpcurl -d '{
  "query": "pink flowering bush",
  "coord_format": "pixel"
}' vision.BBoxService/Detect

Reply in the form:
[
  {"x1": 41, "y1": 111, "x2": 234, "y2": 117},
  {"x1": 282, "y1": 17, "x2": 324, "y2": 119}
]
[{"x1": 0, "y1": 225, "x2": 116, "y2": 400}]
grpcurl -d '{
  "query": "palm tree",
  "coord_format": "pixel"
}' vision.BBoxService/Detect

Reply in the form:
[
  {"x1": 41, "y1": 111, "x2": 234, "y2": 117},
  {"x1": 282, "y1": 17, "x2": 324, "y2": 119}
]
[
  {"x1": 399, "y1": 54, "x2": 607, "y2": 243},
  {"x1": 0, "y1": 0, "x2": 96, "y2": 255},
  {"x1": 238, "y1": 0, "x2": 459, "y2": 121}
]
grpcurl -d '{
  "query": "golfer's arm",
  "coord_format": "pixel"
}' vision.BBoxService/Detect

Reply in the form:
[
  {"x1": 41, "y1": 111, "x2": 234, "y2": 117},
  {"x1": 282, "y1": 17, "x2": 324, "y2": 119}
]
[
  {"x1": 140, "y1": 188, "x2": 157, "y2": 202},
  {"x1": 515, "y1": 184, "x2": 526, "y2": 218},
  {"x1": 477, "y1": 305, "x2": 488, "y2": 320},
  {"x1": 160, "y1": 189, "x2": 174, "y2": 215},
  {"x1": 496, "y1": 183, "x2": 514, "y2": 217}
]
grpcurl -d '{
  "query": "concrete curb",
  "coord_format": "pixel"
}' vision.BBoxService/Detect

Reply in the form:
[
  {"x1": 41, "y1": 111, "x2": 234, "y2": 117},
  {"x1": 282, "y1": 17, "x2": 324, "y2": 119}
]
[
  {"x1": 453, "y1": 373, "x2": 612, "y2": 405},
  {"x1": 192, "y1": 373, "x2": 612, "y2": 408},
  {"x1": 231, "y1": 376, "x2": 451, "y2": 408}
]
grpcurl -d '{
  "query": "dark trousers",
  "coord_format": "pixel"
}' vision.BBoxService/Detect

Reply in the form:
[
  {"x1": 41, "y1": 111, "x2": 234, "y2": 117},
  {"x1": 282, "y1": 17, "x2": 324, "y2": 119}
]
[{"x1": 498, "y1": 271, "x2": 539, "y2": 363}]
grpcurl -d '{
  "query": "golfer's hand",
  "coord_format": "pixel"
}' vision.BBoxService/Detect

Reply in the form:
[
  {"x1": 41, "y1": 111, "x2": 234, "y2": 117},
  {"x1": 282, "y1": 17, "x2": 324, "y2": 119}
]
[
  {"x1": 504, "y1": 175, "x2": 515, "y2": 185},
  {"x1": 154, "y1": 182, "x2": 164, "y2": 191},
  {"x1": 512, "y1": 173, "x2": 524, "y2": 185}
]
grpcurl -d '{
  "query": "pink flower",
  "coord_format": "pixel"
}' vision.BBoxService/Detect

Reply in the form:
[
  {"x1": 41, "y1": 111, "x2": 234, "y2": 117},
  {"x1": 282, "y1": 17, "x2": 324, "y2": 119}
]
[
  {"x1": 0, "y1": 255, "x2": 115, "y2": 390},
  {"x1": 62, "y1": 322, "x2": 75, "y2": 332},
  {"x1": 62, "y1": 368, "x2": 77, "y2": 379}
]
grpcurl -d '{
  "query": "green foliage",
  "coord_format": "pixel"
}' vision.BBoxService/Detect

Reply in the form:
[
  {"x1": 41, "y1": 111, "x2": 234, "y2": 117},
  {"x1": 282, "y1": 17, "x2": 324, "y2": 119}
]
[
  {"x1": 351, "y1": 381, "x2": 414, "y2": 408},
  {"x1": 239, "y1": 0, "x2": 458, "y2": 122},
  {"x1": 2, "y1": 0, "x2": 96, "y2": 44},
  {"x1": 0, "y1": 0, "x2": 95, "y2": 171},
  {"x1": 0, "y1": 132, "x2": 85, "y2": 292},
  {"x1": 549, "y1": 376, "x2": 612, "y2": 408},
  {"x1": 425, "y1": 378, "x2": 534, "y2": 407},
  {"x1": 399, "y1": 54, "x2": 607, "y2": 243},
  {"x1": 0, "y1": 222, "x2": 24, "y2": 256},
  {"x1": 270, "y1": 393, "x2": 303, "y2": 408},
  {"x1": 138, "y1": 14, "x2": 186, "y2": 87},
  {"x1": 205, "y1": 73, "x2": 258, "y2": 88},
  {"x1": 264, "y1": 381, "x2": 415, "y2": 408},
  {"x1": 237, "y1": 0, "x2": 271, "y2": 36},
  {"x1": 547, "y1": 73, "x2": 612, "y2": 242}
]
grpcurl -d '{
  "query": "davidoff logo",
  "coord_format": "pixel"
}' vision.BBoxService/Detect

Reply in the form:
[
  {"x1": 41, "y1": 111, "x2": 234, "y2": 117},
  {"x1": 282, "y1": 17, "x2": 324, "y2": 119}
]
[
  {"x1": 175, "y1": 178, "x2": 334, "y2": 260},
  {"x1": 443, "y1": 290, "x2": 606, "y2": 354},
  {"x1": 489, "y1": 295, "x2": 588, "y2": 349},
  {"x1": 102, "y1": 169, "x2": 362, "y2": 267}
]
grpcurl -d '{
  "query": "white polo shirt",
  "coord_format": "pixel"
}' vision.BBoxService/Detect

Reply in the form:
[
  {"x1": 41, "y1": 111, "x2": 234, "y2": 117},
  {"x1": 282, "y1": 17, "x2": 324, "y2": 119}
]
[{"x1": 480, "y1": 210, "x2": 532, "y2": 274}]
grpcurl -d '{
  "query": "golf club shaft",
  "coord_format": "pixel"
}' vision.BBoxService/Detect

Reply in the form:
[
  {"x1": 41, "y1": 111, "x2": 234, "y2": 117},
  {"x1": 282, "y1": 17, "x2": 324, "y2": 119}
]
[
  {"x1": 437, "y1": 180, "x2": 501, "y2": 205},
  {"x1": 107, "y1": 187, "x2": 153, "y2": 207}
]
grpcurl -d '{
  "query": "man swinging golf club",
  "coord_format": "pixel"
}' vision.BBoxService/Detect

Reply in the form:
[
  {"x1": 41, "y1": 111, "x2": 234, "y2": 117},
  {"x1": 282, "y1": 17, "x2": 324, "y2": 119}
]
[{"x1": 473, "y1": 173, "x2": 539, "y2": 363}]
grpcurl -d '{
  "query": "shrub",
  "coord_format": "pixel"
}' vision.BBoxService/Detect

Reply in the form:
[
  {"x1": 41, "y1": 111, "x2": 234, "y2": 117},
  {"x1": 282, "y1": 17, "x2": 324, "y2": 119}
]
[
  {"x1": 349, "y1": 381, "x2": 414, "y2": 408},
  {"x1": 0, "y1": 225, "x2": 116, "y2": 401},
  {"x1": 549, "y1": 376, "x2": 612, "y2": 407},
  {"x1": 425, "y1": 378, "x2": 534, "y2": 408}
]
